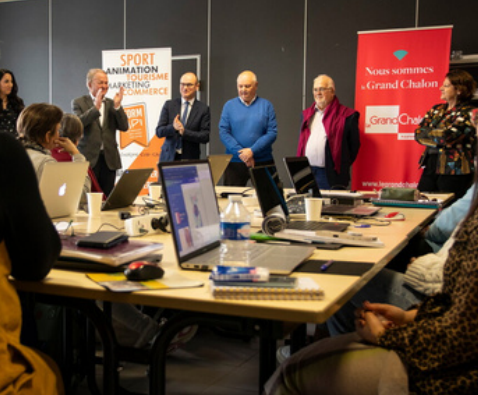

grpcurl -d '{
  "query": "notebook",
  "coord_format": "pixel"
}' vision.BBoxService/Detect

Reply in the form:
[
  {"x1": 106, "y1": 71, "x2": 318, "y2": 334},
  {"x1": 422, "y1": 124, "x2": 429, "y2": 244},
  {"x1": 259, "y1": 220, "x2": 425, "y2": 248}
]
[
  {"x1": 208, "y1": 154, "x2": 232, "y2": 185},
  {"x1": 210, "y1": 276, "x2": 324, "y2": 300},
  {"x1": 158, "y1": 160, "x2": 315, "y2": 274},
  {"x1": 39, "y1": 161, "x2": 89, "y2": 219},
  {"x1": 249, "y1": 165, "x2": 349, "y2": 233},
  {"x1": 58, "y1": 235, "x2": 163, "y2": 268},
  {"x1": 283, "y1": 157, "x2": 380, "y2": 217},
  {"x1": 101, "y1": 168, "x2": 153, "y2": 211}
]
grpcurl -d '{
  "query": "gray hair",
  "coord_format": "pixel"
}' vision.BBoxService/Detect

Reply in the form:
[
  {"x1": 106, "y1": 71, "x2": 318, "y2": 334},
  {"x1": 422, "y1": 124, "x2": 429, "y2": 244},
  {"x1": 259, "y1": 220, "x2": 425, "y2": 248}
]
[
  {"x1": 314, "y1": 74, "x2": 335, "y2": 90},
  {"x1": 86, "y1": 68, "x2": 106, "y2": 85},
  {"x1": 237, "y1": 70, "x2": 258, "y2": 83}
]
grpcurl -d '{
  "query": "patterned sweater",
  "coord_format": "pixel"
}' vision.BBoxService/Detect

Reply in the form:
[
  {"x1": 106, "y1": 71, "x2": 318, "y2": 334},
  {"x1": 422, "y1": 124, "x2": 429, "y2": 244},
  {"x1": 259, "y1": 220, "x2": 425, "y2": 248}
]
[
  {"x1": 415, "y1": 102, "x2": 475, "y2": 175},
  {"x1": 378, "y1": 208, "x2": 478, "y2": 394}
]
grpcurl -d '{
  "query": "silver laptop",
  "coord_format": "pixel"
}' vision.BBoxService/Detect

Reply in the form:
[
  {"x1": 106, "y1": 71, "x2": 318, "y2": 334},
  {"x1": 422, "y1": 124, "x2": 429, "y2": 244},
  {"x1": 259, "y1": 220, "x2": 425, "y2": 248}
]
[
  {"x1": 39, "y1": 161, "x2": 89, "y2": 219},
  {"x1": 283, "y1": 157, "x2": 380, "y2": 217},
  {"x1": 208, "y1": 154, "x2": 232, "y2": 186},
  {"x1": 102, "y1": 168, "x2": 153, "y2": 211},
  {"x1": 159, "y1": 160, "x2": 315, "y2": 274}
]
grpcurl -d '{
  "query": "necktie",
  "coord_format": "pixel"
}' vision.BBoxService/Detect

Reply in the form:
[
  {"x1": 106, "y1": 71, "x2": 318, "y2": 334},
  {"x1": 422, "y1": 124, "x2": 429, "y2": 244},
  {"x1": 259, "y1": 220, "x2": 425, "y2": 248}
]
[
  {"x1": 181, "y1": 101, "x2": 189, "y2": 125},
  {"x1": 177, "y1": 101, "x2": 189, "y2": 152}
]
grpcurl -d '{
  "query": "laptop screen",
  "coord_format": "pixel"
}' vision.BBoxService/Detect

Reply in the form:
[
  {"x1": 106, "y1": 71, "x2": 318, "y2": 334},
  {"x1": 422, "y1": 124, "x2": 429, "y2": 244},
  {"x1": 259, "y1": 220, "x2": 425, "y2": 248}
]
[
  {"x1": 283, "y1": 157, "x2": 321, "y2": 197},
  {"x1": 160, "y1": 161, "x2": 220, "y2": 260},
  {"x1": 250, "y1": 165, "x2": 289, "y2": 218},
  {"x1": 207, "y1": 154, "x2": 232, "y2": 186},
  {"x1": 39, "y1": 161, "x2": 89, "y2": 219}
]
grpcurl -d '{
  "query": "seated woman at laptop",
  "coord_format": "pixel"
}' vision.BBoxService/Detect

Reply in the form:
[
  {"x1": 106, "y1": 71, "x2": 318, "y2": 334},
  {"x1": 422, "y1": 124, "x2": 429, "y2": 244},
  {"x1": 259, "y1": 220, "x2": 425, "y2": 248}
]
[
  {"x1": 0, "y1": 132, "x2": 64, "y2": 393},
  {"x1": 51, "y1": 113, "x2": 105, "y2": 201},
  {"x1": 17, "y1": 103, "x2": 91, "y2": 199}
]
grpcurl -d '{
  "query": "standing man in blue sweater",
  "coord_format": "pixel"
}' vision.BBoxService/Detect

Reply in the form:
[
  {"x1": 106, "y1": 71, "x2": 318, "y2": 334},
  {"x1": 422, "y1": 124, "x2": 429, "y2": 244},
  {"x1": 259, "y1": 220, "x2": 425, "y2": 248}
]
[{"x1": 219, "y1": 70, "x2": 277, "y2": 186}]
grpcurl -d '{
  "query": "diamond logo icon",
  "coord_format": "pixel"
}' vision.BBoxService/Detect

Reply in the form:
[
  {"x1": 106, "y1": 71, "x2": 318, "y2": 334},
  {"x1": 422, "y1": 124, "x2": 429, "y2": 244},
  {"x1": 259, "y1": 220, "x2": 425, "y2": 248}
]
[{"x1": 393, "y1": 50, "x2": 408, "y2": 61}]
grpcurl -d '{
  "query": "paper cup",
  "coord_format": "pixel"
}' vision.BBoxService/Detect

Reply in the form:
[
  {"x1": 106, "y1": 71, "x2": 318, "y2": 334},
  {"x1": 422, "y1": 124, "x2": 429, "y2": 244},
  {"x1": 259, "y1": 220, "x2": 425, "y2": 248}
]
[
  {"x1": 305, "y1": 198, "x2": 323, "y2": 221},
  {"x1": 149, "y1": 184, "x2": 162, "y2": 200},
  {"x1": 87, "y1": 192, "x2": 103, "y2": 217}
]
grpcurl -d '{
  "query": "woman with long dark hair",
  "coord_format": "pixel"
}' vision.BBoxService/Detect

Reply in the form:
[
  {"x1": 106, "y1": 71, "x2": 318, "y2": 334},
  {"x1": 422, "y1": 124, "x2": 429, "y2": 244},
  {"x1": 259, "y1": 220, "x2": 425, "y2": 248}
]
[{"x1": 0, "y1": 69, "x2": 25, "y2": 136}]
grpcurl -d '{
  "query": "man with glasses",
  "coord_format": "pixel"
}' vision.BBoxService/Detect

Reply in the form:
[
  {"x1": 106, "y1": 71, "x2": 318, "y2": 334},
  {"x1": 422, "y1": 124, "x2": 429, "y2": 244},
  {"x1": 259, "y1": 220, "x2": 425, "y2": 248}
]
[
  {"x1": 297, "y1": 74, "x2": 360, "y2": 190},
  {"x1": 156, "y1": 72, "x2": 210, "y2": 163}
]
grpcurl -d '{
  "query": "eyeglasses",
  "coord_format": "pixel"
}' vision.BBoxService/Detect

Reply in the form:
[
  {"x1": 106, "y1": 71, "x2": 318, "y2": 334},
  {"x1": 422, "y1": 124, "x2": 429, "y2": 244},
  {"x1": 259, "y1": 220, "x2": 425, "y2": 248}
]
[
  {"x1": 180, "y1": 83, "x2": 195, "y2": 88},
  {"x1": 314, "y1": 87, "x2": 331, "y2": 93}
]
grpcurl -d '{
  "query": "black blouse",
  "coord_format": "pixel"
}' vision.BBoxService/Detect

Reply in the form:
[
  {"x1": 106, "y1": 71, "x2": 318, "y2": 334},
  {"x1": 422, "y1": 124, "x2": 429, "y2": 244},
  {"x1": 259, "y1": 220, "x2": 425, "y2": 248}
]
[{"x1": 0, "y1": 101, "x2": 22, "y2": 136}]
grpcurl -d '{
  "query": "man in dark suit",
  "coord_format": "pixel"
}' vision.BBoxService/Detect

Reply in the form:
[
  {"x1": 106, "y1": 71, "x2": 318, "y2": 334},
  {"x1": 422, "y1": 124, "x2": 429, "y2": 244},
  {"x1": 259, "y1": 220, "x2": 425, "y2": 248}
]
[
  {"x1": 156, "y1": 72, "x2": 210, "y2": 164},
  {"x1": 72, "y1": 68, "x2": 129, "y2": 196}
]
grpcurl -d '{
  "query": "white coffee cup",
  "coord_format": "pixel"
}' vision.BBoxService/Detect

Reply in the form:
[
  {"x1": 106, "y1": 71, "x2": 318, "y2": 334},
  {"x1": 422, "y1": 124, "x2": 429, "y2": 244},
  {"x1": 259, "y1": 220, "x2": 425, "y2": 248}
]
[
  {"x1": 87, "y1": 192, "x2": 103, "y2": 217},
  {"x1": 305, "y1": 197, "x2": 323, "y2": 221},
  {"x1": 149, "y1": 184, "x2": 162, "y2": 201}
]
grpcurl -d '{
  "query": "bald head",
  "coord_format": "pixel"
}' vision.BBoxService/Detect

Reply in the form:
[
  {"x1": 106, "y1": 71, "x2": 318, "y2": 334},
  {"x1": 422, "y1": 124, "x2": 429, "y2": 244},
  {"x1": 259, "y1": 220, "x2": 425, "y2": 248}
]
[
  {"x1": 313, "y1": 74, "x2": 336, "y2": 110},
  {"x1": 237, "y1": 70, "x2": 258, "y2": 104}
]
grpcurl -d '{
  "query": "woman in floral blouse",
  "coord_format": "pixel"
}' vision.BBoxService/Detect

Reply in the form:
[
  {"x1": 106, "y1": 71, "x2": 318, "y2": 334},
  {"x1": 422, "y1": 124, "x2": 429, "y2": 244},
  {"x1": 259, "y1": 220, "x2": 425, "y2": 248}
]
[
  {"x1": 0, "y1": 69, "x2": 24, "y2": 136},
  {"x1": 415, "y1": 69, "x2": 476, "y2": 200}
]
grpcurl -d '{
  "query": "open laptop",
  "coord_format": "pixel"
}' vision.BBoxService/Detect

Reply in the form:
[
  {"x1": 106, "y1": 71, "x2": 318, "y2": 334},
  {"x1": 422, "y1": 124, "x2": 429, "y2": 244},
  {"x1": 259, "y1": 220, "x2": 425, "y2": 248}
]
[
  {"x1": 101, "y1": 168, "x2": 153, "y2": 211},
  {"x1": 283, "y1": 157, "x2": 380, "y2": 217},
  {"x1": 39, "y1": 161, "x2": 89, "y2": 219},
  {"x1": 159, "y1": 160, "x2": 315, "y2": 274},
  {"x1": 250, "y1": 165, "x2": 349, "y2": 233},
  {"x1": 208, "y1": 154, "x2": 232, "y2": 185}
]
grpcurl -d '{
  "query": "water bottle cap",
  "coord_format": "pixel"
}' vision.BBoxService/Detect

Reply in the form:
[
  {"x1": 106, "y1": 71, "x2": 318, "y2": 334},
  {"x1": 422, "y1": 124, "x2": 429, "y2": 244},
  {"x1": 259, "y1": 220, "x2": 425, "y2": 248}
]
[{"x1": 228, "y1": 194, "x2": 243, "y2": 202}]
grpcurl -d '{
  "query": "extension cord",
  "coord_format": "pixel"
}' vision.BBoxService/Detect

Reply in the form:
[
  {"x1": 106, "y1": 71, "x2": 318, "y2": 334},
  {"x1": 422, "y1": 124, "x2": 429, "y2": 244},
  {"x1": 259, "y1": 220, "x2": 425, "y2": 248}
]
[{"x1": 124, "y1": 213, "x2": 169, "y2": 236}]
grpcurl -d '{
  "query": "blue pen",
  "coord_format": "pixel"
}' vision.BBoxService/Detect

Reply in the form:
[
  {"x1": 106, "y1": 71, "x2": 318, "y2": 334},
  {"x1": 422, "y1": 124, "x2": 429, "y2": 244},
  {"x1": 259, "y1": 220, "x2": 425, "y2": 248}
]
[
  {"x1": 320, "y1": 260, "x2": 334, "y2": 271},
  {"x1": 354, "y1": 224, "x2": 371, "y2": 228}
]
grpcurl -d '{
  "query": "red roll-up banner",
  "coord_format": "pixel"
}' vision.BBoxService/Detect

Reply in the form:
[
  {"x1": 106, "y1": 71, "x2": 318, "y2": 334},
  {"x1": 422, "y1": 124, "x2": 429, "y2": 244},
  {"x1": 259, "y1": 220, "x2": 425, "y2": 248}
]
[{"x1": 352, "y1": 26, "x2": 452, "y2": 191}]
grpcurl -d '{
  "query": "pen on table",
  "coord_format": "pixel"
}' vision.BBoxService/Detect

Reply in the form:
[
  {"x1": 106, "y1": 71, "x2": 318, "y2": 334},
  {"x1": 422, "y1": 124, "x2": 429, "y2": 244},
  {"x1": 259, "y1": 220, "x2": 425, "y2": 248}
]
[
  {"x1": 320, "y1": 260, "x2": 334, "y2": 272},
  {"x1": 354, "y1": 224, "x2": 371, "y2": 228}
]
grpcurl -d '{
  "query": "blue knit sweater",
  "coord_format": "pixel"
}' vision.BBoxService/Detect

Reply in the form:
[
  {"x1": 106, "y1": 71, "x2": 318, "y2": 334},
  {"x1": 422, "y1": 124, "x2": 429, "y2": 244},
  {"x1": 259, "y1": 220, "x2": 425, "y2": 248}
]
[{"x1": 219, "y1": 97, "x2": 277, "y2": 162}]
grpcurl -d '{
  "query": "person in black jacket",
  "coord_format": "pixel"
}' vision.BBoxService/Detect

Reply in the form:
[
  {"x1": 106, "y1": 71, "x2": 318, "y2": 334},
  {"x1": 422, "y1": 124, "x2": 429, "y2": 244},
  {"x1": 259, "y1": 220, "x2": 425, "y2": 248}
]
[{"x1": 156, "y1": 72, "x2": 210, "y2": 163}]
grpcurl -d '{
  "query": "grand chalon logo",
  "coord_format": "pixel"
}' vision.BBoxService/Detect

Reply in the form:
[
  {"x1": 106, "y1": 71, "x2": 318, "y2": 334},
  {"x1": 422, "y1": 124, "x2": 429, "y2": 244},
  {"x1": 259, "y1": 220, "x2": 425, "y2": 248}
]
[{"x1": 365, "y1": 105, "x2": 422, "y2": 139}]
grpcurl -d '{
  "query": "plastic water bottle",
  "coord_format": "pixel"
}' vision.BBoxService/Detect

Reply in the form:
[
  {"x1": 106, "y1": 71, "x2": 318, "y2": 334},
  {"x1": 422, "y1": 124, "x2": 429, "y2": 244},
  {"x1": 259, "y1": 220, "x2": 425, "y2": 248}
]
[{"x1": 220, "y1": 195, "x2": 251, "y2": 266}]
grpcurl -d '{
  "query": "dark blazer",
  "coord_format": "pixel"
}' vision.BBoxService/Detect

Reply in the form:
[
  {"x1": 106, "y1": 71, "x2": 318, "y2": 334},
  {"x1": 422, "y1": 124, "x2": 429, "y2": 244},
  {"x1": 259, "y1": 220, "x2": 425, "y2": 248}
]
[
  {"x1": 155, "y1": 98, "x2": 210, "y2": 162},
  {"x1": 72, "y1": 95, "x2": 129, "y2": 169}
]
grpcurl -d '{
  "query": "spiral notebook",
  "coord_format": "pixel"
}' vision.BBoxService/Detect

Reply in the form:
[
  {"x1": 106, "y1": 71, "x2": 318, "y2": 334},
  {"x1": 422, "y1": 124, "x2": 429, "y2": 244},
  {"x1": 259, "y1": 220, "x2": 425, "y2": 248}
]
[{"x1": 210, "y1": 277, "x2": 324, "y2": 300}]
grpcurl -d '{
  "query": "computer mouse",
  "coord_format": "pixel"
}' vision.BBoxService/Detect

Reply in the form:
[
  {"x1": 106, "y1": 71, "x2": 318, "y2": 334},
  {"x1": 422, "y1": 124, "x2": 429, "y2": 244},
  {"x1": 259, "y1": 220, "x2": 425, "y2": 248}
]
[{"x1": 124, "y1": 261, "x2": 164, "y2": 281}]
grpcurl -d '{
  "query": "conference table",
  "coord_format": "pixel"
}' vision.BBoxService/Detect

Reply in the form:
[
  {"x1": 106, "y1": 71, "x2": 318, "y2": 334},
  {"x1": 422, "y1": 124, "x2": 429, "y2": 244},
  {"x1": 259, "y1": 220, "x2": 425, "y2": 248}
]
[{"x1": 12, "y1": 191, "x2": 451, "y2": 395}]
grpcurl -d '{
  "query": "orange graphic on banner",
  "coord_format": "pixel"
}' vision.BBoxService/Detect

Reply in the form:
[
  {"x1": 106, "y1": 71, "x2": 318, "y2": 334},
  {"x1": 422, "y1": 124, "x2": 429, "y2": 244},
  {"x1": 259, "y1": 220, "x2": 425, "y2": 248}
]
[
  {"x1": 120, "y1": 103, "x2": 148, "y2": 149},
  {"x1": 128, "y1": 135, "x2": 165, "y2": 195}
]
